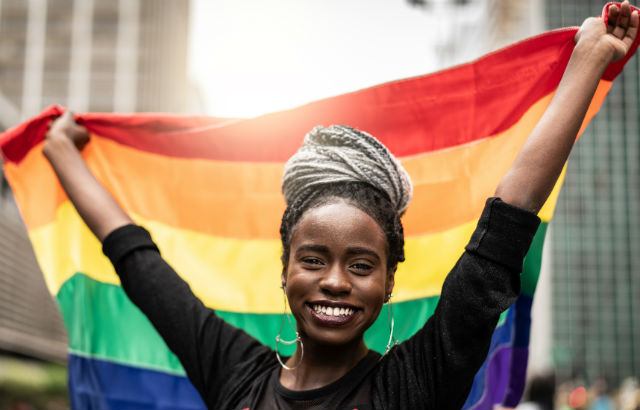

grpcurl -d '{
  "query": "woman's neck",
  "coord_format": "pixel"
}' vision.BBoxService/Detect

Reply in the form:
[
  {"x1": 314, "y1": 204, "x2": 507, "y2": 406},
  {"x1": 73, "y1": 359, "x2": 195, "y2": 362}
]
[{"x1": 279, "y1": 337, "x2": 369, "y2": 391}]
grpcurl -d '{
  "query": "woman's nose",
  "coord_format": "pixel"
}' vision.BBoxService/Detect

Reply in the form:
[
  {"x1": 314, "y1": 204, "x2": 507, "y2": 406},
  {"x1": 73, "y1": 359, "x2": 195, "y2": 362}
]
[{"x1": 319, "y1": 264, "x2": 352, "y2": 295}]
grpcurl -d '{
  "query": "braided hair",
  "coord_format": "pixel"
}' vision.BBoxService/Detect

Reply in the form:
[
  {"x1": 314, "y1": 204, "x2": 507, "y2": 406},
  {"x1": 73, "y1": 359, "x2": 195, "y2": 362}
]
[{"x1": 280, "y1": 125, "x2": 413, "y2": 271}]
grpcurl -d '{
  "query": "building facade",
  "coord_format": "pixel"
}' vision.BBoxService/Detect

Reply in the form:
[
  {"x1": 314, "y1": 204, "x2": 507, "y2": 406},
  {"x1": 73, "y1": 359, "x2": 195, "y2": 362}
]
[
  {"x1": 0, "y1": 0, "x2": 191, "y2": 362},
  {"x1": 547, "y1": 0, "x2": 640, "y2": 387}
]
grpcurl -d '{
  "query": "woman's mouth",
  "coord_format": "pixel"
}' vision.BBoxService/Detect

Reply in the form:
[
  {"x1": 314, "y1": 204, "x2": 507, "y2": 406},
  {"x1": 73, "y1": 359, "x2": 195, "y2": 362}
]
[{"x1": 306, "y1": 303, "x2": 360, "y2": 326}]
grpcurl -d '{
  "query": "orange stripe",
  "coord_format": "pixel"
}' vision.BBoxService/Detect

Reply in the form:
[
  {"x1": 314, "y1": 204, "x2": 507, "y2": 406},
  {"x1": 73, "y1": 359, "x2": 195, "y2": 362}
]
[
  {"x1": 6, "y1": 81, "x2": 610, "y2": 239},
  {"x1": 5, "y1": 139, "x2": 286, "y2": 238}
]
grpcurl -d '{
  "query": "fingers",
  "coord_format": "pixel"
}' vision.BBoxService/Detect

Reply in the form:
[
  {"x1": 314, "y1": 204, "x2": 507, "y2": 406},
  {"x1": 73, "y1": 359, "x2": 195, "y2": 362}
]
[
  {"x1": 46, "y1": 109, "x2": 87, "y2": 141},
  {"x1": 623, "y1": 9, "x2": 639, "y2": 49},
  {"x1": 612, "y1": 1, "x2": 632, "y2": 39},
  {"x1": 49, "y1": 110, "x2": 73, "y2": 128},
  {"x1": 46, "y1": 112, "x2": 65, "y2": 131},
  {"x1": 59, "y1": 110, "x2": 81, "y2": 129},
  {"x1": 607, "y1": 1, "x2": 639, "y2": 54},
  {"x1": 608, "y1": 4, "x2": 620, "y2": 34},
  {"x1": 61, "y1": 110, "x2": 75, "y2": 123}
]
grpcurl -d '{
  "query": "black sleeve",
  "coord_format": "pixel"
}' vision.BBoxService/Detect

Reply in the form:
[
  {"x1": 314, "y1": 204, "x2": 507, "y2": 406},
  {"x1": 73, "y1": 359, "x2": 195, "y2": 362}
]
[
  {"x1": 375, "y1": 197, "x2": 540, "y2": 409},
  {"x1": 102, "y1": 225, "x2": 267, "y2": 402}
]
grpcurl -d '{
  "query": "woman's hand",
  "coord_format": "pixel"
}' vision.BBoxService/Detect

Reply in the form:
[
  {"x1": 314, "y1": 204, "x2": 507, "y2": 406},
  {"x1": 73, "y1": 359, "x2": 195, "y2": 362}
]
[
  {"x1": 495, "y1": 2, "x2": 638, "y2": 213},
  {"x1": 575, "y1": 1, "x2": 638, "y2": 63},
  {"x1": 42, "y1": 109, "x2": 133, "y2": 241},
  {"x1": 46, "y1": 110, "x2": 90, "y2": 151}
]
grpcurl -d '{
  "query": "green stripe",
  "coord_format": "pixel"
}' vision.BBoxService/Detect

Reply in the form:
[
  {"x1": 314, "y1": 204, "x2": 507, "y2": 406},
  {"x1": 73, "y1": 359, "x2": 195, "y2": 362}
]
[
  {"x1": 56, "y1": 273, "x2": 187, "y2": 375},
  {"x1": 56, "y1": 223, "x2": 546, "y2": 374},
  {"x1": 521, "y1": 222, "x2": 548, "y2": 296},
  {"x1": 56, "y1": 273, "x2": 439, "y2": 374}
]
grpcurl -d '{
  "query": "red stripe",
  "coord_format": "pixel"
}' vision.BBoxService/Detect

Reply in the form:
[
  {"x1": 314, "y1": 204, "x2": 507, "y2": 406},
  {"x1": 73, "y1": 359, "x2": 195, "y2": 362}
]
[
  {"x1": 2, "y1": 25, "x2": 637, "y2": 165},
  {"x1": 0, "y1": 105, "x2": 61, "y2": 165},
  {"x1": 80, "y1": 29, "x2": 579, "y2": 162}
]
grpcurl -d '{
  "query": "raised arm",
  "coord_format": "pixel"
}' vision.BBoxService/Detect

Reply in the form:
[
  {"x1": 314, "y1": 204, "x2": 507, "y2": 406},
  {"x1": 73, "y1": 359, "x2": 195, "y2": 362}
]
[
  {"x1": 42, "y1": 112, "x2": 269, "y2": 404},
  {"x1": 495, "y1": 1, "x2": 638, "y2": 213},
  {"x1": 43, "y1": 111, "x2": 133, "y2": 241}
]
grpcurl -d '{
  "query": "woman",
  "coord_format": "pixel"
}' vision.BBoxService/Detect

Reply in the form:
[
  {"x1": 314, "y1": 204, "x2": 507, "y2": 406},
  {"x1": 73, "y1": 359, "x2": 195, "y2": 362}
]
[{"x1": 43, "y1": 4, "x2": 637, "y2": 409}]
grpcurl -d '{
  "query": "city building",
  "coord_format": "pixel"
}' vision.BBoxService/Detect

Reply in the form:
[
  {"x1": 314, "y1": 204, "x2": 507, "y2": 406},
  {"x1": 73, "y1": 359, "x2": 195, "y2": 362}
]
[
  {"x1": 0, "y1": 0, "x2": 191, "y2": 363},
  {"x1": 547, "y1": 0, "x2": 640, "y2": 387}
]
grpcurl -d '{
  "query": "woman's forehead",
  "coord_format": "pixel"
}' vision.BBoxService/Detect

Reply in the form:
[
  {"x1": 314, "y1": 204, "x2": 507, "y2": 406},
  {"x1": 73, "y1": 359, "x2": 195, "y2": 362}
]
[{"x1": 291, "y1": 201, "x2": 387, "y2": 251}]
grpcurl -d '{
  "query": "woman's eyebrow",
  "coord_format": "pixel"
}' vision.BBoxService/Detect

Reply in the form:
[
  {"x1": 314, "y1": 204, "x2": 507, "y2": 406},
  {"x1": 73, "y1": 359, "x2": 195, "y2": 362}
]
[
  {"x1": 345, "y1": 247, "x2": 380, "y2": 261},
  {"x1": 295, "y1": 244, "x2": 329, "y2": 255}
]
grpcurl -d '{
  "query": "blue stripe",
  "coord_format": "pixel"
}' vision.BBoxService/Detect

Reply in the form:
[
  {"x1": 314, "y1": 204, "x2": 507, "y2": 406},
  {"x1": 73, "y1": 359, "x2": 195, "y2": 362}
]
[
  {"x1": 462, "y1": 294, "x2": 534, "y2": 409},
  {"x1": 462, "y1": 302, "x2": 516, "y2": 408},
  {"x1": 68, "y1": 354, "x2": 205, "y2": 410}
]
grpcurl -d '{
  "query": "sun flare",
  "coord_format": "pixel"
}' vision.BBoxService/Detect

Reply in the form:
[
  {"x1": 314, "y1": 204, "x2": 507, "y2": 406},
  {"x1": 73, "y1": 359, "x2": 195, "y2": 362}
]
[{"x1": 188, "y1": 0, "x2": 440, "y2": 118}]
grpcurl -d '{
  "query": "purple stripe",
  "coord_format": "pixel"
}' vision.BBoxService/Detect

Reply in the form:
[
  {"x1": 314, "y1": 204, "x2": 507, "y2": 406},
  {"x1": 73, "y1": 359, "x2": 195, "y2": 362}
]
[
  {"x1": 503, "y1": 348, "x2": 530, "y2": 407},
  {"x1": 468, "y1": 346, "x2": 531, "y2": 410},
  {"x1": 469, "y1": 346, "x2": 511, "y2": 410}
]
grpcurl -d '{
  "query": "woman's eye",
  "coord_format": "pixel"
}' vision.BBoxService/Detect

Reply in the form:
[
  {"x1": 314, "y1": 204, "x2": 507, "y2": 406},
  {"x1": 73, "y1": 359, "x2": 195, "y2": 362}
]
[
  {"x1": 350, "y1": 263, "x2": 373, "y2": 274},
  {"x1": 302, "y1": 257, "x2": 323, "y2": 267}
]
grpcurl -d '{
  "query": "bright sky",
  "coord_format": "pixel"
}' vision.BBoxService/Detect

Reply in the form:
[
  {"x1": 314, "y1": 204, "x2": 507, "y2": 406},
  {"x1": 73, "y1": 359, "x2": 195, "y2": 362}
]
[{"x1": 187, "y1": 0, "x2": 445, "y2": 118}]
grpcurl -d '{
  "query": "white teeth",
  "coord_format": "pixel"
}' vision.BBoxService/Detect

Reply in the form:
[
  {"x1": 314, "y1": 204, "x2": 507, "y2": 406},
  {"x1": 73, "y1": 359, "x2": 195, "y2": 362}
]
[{"x1": 312, "y1": 304, "x2": 355, "y2": 317}]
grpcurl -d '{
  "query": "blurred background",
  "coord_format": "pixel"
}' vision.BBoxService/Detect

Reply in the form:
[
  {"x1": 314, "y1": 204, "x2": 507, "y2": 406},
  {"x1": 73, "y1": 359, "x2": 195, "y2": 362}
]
[{"x1": 0, "y1": 0, "x2": 637, "y2": 409}]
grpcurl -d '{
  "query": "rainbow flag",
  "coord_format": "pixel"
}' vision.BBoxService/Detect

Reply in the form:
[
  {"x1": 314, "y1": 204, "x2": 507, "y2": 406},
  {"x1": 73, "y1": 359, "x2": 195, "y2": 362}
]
[{"x1": 1, "y1": 19, "x2": 637, "y2": 409}]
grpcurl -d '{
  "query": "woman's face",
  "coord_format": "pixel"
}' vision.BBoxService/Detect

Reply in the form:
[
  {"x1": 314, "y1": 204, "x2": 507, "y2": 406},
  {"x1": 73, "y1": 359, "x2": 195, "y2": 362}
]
[{"x1": 282, "y1": 199, "x2": 394, "y2": 347}]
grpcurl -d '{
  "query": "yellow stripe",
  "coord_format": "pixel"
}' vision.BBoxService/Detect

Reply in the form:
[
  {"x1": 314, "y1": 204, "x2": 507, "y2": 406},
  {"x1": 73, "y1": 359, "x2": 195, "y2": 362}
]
[
  {"x1": 539, "y1": 165, "x2": 565, "y2": 222},
  {"x1": 31, "y1": 201, "x2": 509, "y2": 313}
]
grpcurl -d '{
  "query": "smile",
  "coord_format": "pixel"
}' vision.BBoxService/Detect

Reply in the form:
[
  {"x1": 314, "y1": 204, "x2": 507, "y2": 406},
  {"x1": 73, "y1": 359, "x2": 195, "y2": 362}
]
[
  {"x1": 310, "y1": 304, "x2": 355, "y2": 317},
  {"x1": 306, "y1": 302, "x2": 361, "y2": 327}
]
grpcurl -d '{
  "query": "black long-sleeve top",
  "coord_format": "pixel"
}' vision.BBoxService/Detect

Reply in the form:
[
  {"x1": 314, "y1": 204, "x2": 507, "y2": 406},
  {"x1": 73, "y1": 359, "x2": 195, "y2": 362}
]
[{"x1": 103, "y1": 197, "x2": 540, "y2": 410}]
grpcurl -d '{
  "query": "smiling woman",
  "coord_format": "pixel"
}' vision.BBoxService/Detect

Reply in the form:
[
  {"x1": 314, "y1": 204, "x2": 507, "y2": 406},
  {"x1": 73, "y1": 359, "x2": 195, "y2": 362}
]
[
  {"x1": 247, "y1": 125, "x2": 541, "y2": 409},
  {"x1": 285, "y1": 201, "x2": 389, "y2": 366},
  {"x1": 36, "y1": 3, "x2": 639, "y2": 410}
]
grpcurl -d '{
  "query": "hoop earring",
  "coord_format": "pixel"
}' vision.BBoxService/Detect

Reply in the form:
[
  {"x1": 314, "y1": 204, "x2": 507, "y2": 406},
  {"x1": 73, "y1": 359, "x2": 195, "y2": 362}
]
[
  {"x1": 384, "y1": 293, "x2": 398, "y2": 355},
  {"x1": 275, "y1": 285, "x2": 304, "y2": 370}
]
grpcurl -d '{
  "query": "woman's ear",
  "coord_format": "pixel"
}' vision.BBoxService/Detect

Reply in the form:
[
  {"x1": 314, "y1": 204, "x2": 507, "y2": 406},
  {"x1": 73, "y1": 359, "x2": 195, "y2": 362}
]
[{"x1": 385, "y1": 266, "x2": 396, "y2": 301}]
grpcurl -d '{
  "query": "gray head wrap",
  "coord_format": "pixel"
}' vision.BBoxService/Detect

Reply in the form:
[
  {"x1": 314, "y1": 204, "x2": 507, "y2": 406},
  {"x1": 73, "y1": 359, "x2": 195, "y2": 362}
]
[{"x1": 282, "y1": 125, "x2": 413, "y2": 216}]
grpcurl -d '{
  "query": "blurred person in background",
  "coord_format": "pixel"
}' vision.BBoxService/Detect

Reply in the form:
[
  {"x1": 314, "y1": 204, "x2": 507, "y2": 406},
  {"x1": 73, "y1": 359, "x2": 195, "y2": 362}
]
[
  {"x1": 588, "y1": 377, "x2": 615, "y2": 410},
  {"x1": 617, "y1": 377, "x2": 640, "y2": 410}
]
